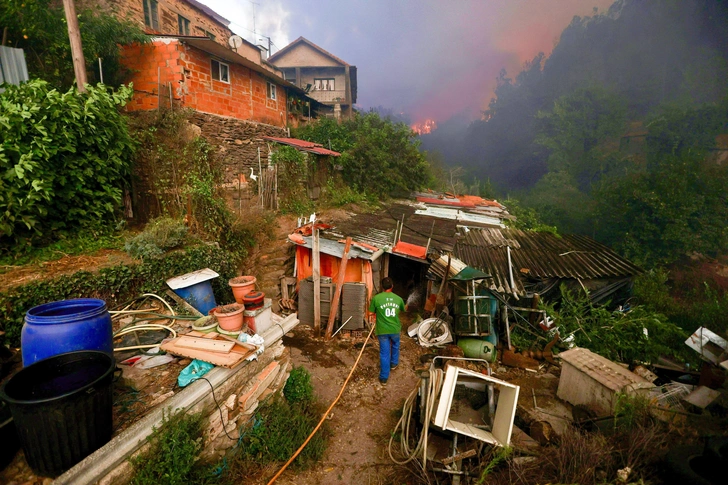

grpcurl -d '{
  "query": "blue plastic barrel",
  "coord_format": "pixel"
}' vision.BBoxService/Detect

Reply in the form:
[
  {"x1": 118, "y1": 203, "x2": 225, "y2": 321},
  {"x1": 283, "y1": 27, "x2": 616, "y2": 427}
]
[
  {"x1": 166, "y1": 268, "x2": 219, "y2": 315},
  {"x1": 21, "y1": 299, "x2": 113, "y2": 366}
]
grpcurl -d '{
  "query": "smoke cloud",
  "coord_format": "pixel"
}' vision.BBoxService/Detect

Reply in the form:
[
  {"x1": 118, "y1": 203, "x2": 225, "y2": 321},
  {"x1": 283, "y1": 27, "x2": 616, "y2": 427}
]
[{"x1": 200, "y1": 0, "x2": 614, "y2": 123}]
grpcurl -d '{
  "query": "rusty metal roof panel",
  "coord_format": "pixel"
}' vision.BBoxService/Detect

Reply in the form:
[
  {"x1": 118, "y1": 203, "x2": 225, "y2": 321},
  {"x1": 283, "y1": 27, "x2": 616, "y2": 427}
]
[{"x1": 456, "y1": 228, "x2": 642, "y2": 287}]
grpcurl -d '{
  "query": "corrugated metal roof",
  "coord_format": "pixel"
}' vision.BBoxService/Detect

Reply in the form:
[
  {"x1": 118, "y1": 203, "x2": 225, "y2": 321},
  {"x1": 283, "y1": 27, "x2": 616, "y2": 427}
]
[
  {"x1": 0, "y1": 46, "x2": 29, "y2": 88},
  {"x1": 452, "y1": 227, "x2": 642, "y2": 296},
  {"x1": 326, "y1": 202, "x2": 467, "y2": 255},
  {"x1": 263, "y1": 136, "x2": 341, "y2": 156}
]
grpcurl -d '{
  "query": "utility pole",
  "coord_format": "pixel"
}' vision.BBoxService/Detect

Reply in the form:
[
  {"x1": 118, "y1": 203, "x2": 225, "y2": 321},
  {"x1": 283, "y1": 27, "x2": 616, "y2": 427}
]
[{"x1": 62, "y1": 0, "x2": 87, "y2": 92}]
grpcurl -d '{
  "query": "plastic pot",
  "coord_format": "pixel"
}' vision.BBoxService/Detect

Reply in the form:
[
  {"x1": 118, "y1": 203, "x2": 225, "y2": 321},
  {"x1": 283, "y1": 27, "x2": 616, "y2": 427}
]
[
  {"x1": 213, "y1": 303, "x2": 244, "y2": 332},
  {"x1": 191, "y1": 316, "x2": 218, "y2": 333},
  {"x1": 229, "y1": 276, "x2": 257, "y2": 304}
]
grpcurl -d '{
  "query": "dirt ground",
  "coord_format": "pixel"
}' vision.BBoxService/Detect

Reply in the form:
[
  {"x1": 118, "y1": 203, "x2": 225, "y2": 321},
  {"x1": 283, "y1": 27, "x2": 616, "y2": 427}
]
[
  {"x1": 0, "y1": 249, "x2": 135, "y2": 292},
  {"x1": 272, "y1": 315, "x2": 430, "y2": 485}
]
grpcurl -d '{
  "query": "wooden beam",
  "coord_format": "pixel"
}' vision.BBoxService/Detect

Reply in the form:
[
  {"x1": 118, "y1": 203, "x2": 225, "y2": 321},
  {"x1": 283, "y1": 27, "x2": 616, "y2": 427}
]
[
  {"x1": 313, "y1": 227, "x2": 321, "y2": 335},
  {"x1": 62, "y1": 0, "x2": 87, "y2": 91},
  {"x1": 325, "y1": 237, "x2": 351, "y2": 340}
]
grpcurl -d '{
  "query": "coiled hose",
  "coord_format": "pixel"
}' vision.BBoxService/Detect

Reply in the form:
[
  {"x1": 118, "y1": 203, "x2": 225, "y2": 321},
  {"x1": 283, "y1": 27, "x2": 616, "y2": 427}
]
[{"x1": 388, "y1": 367, "x2": 445, "y2": 470}]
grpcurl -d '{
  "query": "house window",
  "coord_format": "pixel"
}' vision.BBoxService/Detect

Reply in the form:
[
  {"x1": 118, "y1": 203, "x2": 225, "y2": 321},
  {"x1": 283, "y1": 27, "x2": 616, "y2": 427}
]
[
  {"x1": 196, "y1": 27, "x2": 216, "y2": 41},
  {"x1": 267, "y1": 82, "x2": 277, "y2": 100},
  {"x1": 211, "y1": 59, "x2": 229, "y2": 83},
  {"x1": 314, "y1": 78, "x2": 335, "y2": 91},
  {"x1": 142, "y1": 0, "x2": 159, "y2": 30},
  {"x1": 178, "y1": 15, "x2": 190, "y2": 35}
]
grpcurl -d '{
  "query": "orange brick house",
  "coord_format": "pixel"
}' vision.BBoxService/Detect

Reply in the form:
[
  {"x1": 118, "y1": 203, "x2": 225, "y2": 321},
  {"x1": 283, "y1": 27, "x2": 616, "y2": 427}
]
[
  {"x1": 87, "y1": 0, "x2": 233, "y2": 44},
  {"x1": 121, "y1": 35, "x2": 307, "y2": 126}
]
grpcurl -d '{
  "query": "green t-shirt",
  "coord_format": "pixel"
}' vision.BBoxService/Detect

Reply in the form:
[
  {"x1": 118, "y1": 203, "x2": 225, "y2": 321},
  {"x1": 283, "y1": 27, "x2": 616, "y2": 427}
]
[{"x1": 369, "y1": 290, "x2": 405, "y2": 335}]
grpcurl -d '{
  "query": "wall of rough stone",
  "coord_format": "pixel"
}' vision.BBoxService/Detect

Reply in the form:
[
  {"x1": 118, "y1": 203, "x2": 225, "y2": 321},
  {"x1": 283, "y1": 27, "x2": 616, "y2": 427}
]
[{"x1": 188, "y1": 111, "x2": 288, "y2": 185}]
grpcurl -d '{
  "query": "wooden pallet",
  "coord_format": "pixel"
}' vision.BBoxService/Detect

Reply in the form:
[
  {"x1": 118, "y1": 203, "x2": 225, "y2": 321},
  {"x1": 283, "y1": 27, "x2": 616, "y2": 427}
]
[{"x1": 161, "y1": 331, "x2": 256, "y2": 368}]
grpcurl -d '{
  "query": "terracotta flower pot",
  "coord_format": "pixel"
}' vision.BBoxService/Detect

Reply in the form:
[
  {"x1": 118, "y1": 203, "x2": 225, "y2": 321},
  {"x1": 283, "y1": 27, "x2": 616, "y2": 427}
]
[
  {"x1": 212, "y1": 303, "x2": 244, "y2": 331},
  {"x1": 229, "y1": 276, "x2": 257, "y2": 304}
]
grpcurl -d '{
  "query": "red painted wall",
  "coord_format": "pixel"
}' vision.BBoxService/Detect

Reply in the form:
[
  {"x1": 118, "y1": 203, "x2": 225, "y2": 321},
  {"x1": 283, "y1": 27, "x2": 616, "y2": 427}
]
[{"x1": 122, "y1": 39, "x2": 287, "y2": 127}]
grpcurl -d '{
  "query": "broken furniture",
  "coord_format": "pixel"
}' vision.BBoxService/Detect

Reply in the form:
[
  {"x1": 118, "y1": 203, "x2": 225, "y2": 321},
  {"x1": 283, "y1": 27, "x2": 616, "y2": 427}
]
[
  {"x1": 557, "y1": 347, "x2": 655, "y2": 416},
  {"x1": 685, "y1": 326, "x2": 728, "y2": 365},
  {"x1": 433, "y1": 365, "x2": 520, "y2": 447}
]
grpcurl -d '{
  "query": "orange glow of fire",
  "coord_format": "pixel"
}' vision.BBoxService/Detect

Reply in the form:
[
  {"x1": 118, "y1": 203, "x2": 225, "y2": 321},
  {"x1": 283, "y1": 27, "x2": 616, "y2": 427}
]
[{"x1": 411, "y1": 119, "x2": 437, "y2": 135}]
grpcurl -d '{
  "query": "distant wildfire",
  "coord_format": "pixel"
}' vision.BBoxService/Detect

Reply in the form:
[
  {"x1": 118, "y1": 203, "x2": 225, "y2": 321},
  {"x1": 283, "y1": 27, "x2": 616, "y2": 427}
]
[{"x1": 411, "y1": 119, "x2": 437, "y2": 135}]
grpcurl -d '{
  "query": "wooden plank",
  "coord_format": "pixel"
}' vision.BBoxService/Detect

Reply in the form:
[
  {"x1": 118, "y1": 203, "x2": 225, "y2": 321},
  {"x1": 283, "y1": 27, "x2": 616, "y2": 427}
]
[
  {"x1": 325, "y1": 237, "x2": 352, "y2": 340},
  {"x1": 165, "y1": 289, "x2": 204, "y2": 317},
  {"x1": 161, "y1": 337, "x2": 256, "y2": 368},
  {"x1": 313, "y1": 227, "x2": 321, "y2": 335},
  {"x1": 175, "y1": 336, "x2": 234, "y2": 353}
]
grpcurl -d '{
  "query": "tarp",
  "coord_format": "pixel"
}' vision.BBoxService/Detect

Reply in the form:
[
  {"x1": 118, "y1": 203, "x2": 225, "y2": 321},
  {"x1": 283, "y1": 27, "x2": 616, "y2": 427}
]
[
  {"x1": 450, "y1": 266, "x2": 492, "y2": 281},
  {"x1": 295, "y1": 246, "x2": 375, "y2": 302}
]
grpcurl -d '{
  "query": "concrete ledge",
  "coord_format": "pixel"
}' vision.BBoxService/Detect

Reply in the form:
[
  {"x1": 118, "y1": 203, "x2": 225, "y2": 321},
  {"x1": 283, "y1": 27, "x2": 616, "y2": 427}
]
[{"x1": 54, "y1": 313, "x2": 299, "y2": 485}]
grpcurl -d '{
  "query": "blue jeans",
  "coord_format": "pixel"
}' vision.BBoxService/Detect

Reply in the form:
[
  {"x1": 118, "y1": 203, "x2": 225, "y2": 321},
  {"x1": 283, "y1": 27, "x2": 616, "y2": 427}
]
[{"x1": 378, "y1": 333, "x2": 400, "y2": 380}]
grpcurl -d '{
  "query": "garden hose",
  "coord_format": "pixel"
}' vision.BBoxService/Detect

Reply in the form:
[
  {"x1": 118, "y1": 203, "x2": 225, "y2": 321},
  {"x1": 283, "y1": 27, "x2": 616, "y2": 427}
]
[
  {"x1": 266, "y1": 323, "x2": 377, "y2": 485},
  {"x1": 113, "y1": 324, "x2": 178, "y2": 352},
  {"x1": 388, "y1": 367, "x2": 444, "y2": 471}
]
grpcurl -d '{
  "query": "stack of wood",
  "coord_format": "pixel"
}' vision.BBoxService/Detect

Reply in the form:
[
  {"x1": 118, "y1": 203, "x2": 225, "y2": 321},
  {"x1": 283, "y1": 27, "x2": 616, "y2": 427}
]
[{"x1": 259, "y1": 165, "x2": 278, "y2": 210}]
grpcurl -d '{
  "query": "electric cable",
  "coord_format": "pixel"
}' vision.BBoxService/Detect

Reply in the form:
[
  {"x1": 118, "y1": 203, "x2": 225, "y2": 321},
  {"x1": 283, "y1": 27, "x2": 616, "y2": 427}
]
[
  {"x1": 199, "y1": 377, "x2": 237, "y2": 441},
  {"x1": 266, "y1": 322, "x2": 377, "y2": 485}
]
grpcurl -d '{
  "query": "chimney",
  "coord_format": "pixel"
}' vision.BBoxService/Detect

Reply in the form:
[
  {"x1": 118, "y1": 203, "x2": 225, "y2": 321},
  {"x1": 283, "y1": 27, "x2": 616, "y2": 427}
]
[{"x1": 258, "y1": 45, "x2": 268, "y2": 60}]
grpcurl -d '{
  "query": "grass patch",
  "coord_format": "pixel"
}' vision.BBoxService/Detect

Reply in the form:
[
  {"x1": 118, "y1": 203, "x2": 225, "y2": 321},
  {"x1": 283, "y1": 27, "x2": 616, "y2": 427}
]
[
  {"x1": 130, "y1": 412, "x2": 208, "y2": 485},
  {"x1": 0, "y1": 225, "x2": 125, "y2": 270}
]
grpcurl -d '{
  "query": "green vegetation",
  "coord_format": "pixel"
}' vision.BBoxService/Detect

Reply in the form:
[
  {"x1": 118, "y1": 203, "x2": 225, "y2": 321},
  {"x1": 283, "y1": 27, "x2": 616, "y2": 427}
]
[
  {"x1": 0, "y1": 0, "x2": 149, "y2": 89},
  {"x1": 130, "y1": 412, "x2": 206, "y2": 485},
  {"x1": 0, "y1": 245, "x2": 239, "y2": 347},
  {"x1": 128, "y1": 110, "x2": 261, "y2": 257},
  {"x1": 0, "y1": 227, "x2": 124, "y2": 269},
  {"x1": 283, "y1": 366, "x2": 315, "y2": 406},
  {"x1": 229, "y1": 367, "x2": 327, "y2": 474},
  {"x1": 514, "y1": 286, "x2": 691, "y2": 365},
  {"x1": 125, "y1": 217, "x2": 189, "y2": 260},
  {"x1": 127, "y1": 367, "x2": 327, "y2": 485},
  {"x1": 0, "y1": 80, "x2": 135, "y2": 248},
  {"x1": 295, "y1": 111, "x2": 432, "y2": 198}
]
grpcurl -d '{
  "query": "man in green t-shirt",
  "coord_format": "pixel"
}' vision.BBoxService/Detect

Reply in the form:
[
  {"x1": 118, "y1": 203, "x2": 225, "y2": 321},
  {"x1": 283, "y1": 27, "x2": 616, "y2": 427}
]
[{"x1": 369, "y1": 277, "x2": 406, "y2": 385}]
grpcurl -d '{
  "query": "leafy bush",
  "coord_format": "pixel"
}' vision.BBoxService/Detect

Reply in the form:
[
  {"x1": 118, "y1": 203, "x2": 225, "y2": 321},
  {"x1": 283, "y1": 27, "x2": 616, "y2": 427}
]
[
  {"x1": 125, "y1": 217, "x2": 189, "y2": 260},
  {"x1": 542, "y1": 286, "x2": 690, "y2": 364},
  {"x1": 130, "y1": 412, "x2": 205, "y2": 485},
  {"x1": 295, "y1": 111, "x2": 433, "y2": 197},
  {"x1": 283, "y1": 366, "x2": 315, "y2": 406},
  {"x1": 0, "y1": 245, "x2": 240, "y2": 347},
  {"x1": 0, "y1": 0, "x2": 149, "y2": 89},
  {"x1": 0, "y1": 80, "x2": 135, "y2": 246}
]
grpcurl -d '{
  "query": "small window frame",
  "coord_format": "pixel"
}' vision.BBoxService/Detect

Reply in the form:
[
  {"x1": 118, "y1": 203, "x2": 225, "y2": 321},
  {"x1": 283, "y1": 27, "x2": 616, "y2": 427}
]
[
  {"x1": 211, "y1": 59, "x2": 230, "y2": 83},
  {"x1": 314, "y1": 78, "x2": 335, "y2": 91},
  {"x1": 177, "y1": 15, "x2": 190, "y2": 36},
  {"x1": 143, "y1": 0, "x2": 159, "y2": 30},
  {"x1": 267, "y1": 81, "x2": 277, "y2": 100}
]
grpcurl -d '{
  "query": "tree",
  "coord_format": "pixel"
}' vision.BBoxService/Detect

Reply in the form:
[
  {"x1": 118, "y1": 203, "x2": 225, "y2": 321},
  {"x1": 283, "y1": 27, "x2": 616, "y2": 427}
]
[
  {"x1": 0, "y1": 0, "x2": 148, "y2": 89},
  {"x1": 295, "y1": 111, "x2": 433, "y2": 197}
]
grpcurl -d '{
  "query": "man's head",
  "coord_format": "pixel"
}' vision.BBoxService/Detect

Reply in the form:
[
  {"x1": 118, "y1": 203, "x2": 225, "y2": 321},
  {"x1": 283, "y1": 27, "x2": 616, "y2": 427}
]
[{"x1": 381, "y1": 277, "x2": 394, "y2": 291}]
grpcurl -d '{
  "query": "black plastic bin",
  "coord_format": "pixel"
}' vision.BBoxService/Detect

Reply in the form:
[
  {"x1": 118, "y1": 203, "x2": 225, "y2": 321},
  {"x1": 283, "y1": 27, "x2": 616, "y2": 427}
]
[{"x1": 0, "y1": 351, "x2": 115, "y2": 476}]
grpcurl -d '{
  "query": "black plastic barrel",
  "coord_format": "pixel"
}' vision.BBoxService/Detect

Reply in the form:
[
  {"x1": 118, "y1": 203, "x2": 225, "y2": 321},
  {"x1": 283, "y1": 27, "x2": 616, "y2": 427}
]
[{"x1": 0, "y1": 351, "x2": 115, "y2": 476}]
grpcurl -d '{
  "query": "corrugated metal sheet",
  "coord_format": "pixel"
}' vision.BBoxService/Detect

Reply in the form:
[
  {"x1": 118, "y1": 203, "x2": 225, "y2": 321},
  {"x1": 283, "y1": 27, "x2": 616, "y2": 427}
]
[
  {"x1": 341, "y1": 282, "x2": 367, "y2": 329},
  {"x1": 263, "y1": 136, "x2": 341, "y2": 156},
  {"x1": 0, "y1": 46, "x2": 29, "y2": 87},
  {"x1": 452, "y1": 227, "x2": 642, "y2": 297}
]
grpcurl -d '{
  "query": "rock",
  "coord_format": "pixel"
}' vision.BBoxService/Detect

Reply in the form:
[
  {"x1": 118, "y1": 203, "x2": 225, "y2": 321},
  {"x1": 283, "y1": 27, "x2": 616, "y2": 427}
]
[
  {"x1": 178, "y1": 358, "x2": 192, "y2": 366},
  {"x1": 530, "y1": 420, "x2": 555, "y2": 445}
]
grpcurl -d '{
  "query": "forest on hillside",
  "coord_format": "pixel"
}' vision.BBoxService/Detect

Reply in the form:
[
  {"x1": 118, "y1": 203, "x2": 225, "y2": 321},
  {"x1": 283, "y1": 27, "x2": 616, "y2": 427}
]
[{"x1": 421, "y1": 0, "x2": 728, "y2": 267}]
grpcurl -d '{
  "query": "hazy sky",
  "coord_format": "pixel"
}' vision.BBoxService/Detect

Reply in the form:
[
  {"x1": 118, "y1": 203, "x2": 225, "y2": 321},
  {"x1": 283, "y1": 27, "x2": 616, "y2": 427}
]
[{"x1": 199, "y1": 0, "x2": 615, "y2": 124}]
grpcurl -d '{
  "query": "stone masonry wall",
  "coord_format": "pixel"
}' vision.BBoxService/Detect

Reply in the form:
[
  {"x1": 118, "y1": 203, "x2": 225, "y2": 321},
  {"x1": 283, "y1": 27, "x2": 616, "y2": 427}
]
[{"x1": 188, "y1": 111, "x2": 287, "y2": 184}]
